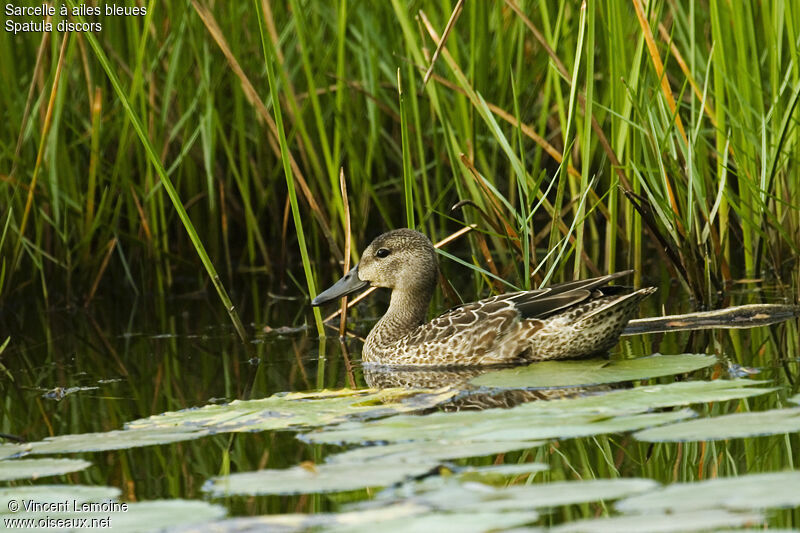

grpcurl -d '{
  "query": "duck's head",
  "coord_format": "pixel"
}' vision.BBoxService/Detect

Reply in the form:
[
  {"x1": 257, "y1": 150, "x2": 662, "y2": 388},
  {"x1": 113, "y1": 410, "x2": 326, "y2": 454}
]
[{"x1": 311, "y1": 229, "x2": 438, "y2": 306}]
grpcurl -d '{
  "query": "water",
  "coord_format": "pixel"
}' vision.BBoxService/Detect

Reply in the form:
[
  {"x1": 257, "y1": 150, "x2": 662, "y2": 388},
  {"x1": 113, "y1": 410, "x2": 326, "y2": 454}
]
[{"x1": 1, "y1": 286, "x2": 799, "y2": 530}]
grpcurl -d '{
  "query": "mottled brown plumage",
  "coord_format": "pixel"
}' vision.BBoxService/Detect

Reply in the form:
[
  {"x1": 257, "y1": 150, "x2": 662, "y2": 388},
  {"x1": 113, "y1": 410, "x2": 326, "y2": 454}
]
[{"x1": 312, "y1": 229, "x2": 655, "y2": 366}]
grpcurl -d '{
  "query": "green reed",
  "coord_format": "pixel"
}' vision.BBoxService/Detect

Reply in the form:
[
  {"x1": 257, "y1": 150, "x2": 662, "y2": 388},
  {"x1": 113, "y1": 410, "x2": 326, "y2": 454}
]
[
  {"x1": 253, "y1": 0, "x2": 325, "y2": 338},
  {"x1": 1, "y1": 0, "x2": 799, "y2": 321}
]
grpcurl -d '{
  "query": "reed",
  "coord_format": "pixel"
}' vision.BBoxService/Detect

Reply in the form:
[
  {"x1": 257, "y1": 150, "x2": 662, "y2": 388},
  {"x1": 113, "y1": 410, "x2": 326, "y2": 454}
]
[
  {"x1": 253, "y1": 0, "x2": 325, "y2": 337},
  {"x1": 0, "y1": 1, "x2": 798, "y2": 322}
]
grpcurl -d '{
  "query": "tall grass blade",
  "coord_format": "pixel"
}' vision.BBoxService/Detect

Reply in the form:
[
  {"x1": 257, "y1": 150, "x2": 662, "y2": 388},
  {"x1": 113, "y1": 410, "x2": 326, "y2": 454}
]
[
  {"x1": 252, "y1": 0, "x2": 325, "y2": 337},
  {"x1": 65, "y1": 0, "x2": 248, "y2": 342}
]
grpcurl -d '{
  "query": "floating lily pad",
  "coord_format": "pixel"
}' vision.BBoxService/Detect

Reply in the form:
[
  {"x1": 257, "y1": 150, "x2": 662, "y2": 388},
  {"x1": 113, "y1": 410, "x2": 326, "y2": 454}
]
[
  {"x1": 326, "y1": 510, "x2": 541, "y2": 533},
  {"x1": 634, "y1": 406, "x2": 800, "y2": 442},
  {"x1": 0, "y1": 485, "x2": 120, "y2": 515},
  {"x1": 469, "y1": 354, "x2": 716, "y2": 389},
  {"x1": 15, "y1": 499, "x2": 227, "y2": 532},
  {"x1": 0, "y1": 458, "x2": 91, "y2": 481},
  {"x1": 0, "y1": 443, "x2": 29, "y2": 460},
  {"x1": 616, "y1": 471, "x2": 800, "y2": 512},
  {"x1": 550, "y1": 509, "x2": 764, "y2": 532},
  {"x1": 97, "y1": 500, "x2": 227, "y2": 531},
  {"x1": 29, "y1": 428, "x2": 209, "y2": 455},
  {"x1": 127, "y1": 388, "x2": 456, "y2": 434},
  {"x1": 522, "y1": 380, "x2": 774, "y2": 415},
  {"x1": 713, "y1": 530, "x2": 799, "y2": 533},
  {"x1": 305, "y1": 408, "x2": 694, "y2": 445},
  {"x1": 326, "y1": 440, "x2": 544, "y2": 465},
  {"x1": 21, "y1": 389, "x2": 456, "y2": 457},
  {"x1": 310, "y1": 380, "x2": 765, "y2": 447},
  {"x1": 203, "y1": 460, "x2": 441, "y2": 497},
  {"x1": 170, "y1": 503, "x2": 539, "y2": 533},
  {"x1": 373, "y1": 477, "x2": 658, "y2": 512},
  {"x1": 169, "y1": 503, "x2": 428, "y2": 533}
]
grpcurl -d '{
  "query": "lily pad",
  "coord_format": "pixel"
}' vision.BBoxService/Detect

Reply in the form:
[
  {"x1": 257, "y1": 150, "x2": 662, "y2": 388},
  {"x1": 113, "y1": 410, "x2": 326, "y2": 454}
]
[
  {"x1": 616, "y1": 471, "x2": 800, "y2": 512},
  {"x1": 28, "y1": 428, "x2": 209, "y2": 455},
  {"x1": 634, "y1": 406, "x2": 800, "y2": 442},
  {"x1": 20, "y1": 389, "x2": 457, "y2": 457},
  {"x1": 203, "y1": 460, "x2": 441, "y2": 497},
  {"x1": 310, "y1": 380, "x2": 770, "y2": 448},
  {"x1": 170, "y1": 503, "x2": 539, "y2": 533},
  {"x1": 373, "y1": 477, "x2": 659, "y2": 513},
  {"x1": 469, "y1": 354, "x2": 716, "y2": 389},
  {"x1": 326, "y1": 510, "x2": 541, "y2": 533},
  {"x1": 0, "y1": 458, "x2": 91, "y2": 481},
  {"x1": 305, "y1": 408, "x2": 695, "y2": 445},
  {"x1": 550, "y1": 509, "x2": 763, "y2": 532},
  {"x1": 97, "y1": 500, "x2": 227, "y2": 531},
  {"x1": 0, "y1": 485, "x2": 120, "y2": 515},
  {"x1": 169, "y1": 503, "x2": 428, "y2": 532},
  {"x1": 0, "y1": 443, "x2": 29, "y2": 460},
  {"x1": 127, "y1": 388, "x2": 456, "y2": 434},
  {"x1": 326, "y1": 440, "x2": 544, "y2": 465},
  {"x1": 522, "y1": 380, "x2": 774, "y2": 415},
  {"x1": 15, "y1": 499, "x2": 227, "y2": 532}
]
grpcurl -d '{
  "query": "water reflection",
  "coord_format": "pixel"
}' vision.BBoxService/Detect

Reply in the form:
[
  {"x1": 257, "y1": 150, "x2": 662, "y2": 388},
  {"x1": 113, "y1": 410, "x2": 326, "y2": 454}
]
[{"x1": 363, "y1": 363, "x2": 618, "y2": 411}]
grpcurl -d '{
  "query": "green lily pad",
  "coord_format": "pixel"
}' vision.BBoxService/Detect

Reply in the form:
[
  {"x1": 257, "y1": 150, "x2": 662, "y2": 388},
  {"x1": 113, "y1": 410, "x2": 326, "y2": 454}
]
[
  {"x1": 12, "y1": 499, "x2": 227, "y2": 532},
  {"x1": 169, "y1": 502, "x2": 427, "y2": 533},
  {"x1": 616, "y1": 471, "x2": 800, "y2": 512},
  {"x1": 203, "y1": 460, "x2": 441, "y2": 497},
  {"x1": 326, "y1": 510, "x2": 541, "y2": 533},
  {"x1": 0, "y1": 458, "x2": 91, "y2": 481},
  {"x1": 0, "y1": 485, "x2": 120, "y2": 515},
  {"x1": 634, "y1": 406, "x2": 800, "y2": 442},
  {"x1": 127, "y1": 388, "x2": 456, "y2": 434},
  {"x1": 171, "y1": 503, "x2": 539, "y2": 533},
  {"x1": 311, "y1": 380, "x2": 767, "y2": 447},
  {"x1": 327, "y1": 440, "x2": 544, "y2": 465},
  {"x1": 522, "y1": 380, "x2": 774, "y2": 415},
  {"x1": 306, "y1": 408, "x2": 694, "y2": 445},
  {"x1": 29, "y1": 428, "x2": 209, "y2": 455},
  {"x1": 0, "y1": 443, "x2": 29, "y2": 460},
  {"x1": 469, "y1": 354, "x2": 716, "y2": 389},
  {"x1": 97, "y1": 500, "x2": 227, "y2": 531},
  {"x1": 550, "y1": 509, "x2": 764, "y2": 532},
  {"x1": 21, "y1": 389, "x2": 456, "y2": 457},
  {"x1": 373, "y1": 477, "x2": 658, "y2": 512}
]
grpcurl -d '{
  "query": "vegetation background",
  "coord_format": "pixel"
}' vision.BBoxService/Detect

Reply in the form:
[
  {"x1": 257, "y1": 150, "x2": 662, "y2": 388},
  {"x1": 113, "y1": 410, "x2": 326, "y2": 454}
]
[
  {"x1": 1, "y1": 1, "x2": 800, "y2": 526},
  {"x1": 1, "y1": 0, "x2": 799, "y2": 330}
]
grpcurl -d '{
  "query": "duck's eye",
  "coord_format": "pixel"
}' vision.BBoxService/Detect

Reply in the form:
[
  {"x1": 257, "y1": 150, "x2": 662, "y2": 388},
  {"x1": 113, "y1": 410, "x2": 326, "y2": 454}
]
[{"x1": 375, "y1": 248, "x2": 391, "y2": 258}]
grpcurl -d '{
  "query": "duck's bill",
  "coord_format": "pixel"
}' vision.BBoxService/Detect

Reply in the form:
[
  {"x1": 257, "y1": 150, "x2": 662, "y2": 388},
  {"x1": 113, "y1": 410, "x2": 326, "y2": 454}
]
[{"x1": 311, "y1": 265, "x2": 369, "y2": 306}]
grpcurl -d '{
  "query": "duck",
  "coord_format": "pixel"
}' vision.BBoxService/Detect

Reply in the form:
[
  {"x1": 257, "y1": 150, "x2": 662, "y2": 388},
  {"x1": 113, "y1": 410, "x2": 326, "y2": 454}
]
[{"x1": 312, "y1": 228, "x2": 656, "y2": 366}]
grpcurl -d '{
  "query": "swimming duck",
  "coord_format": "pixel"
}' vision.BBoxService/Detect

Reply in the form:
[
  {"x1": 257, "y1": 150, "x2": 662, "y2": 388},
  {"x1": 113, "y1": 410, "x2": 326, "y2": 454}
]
[{"x1": 312, "y1": 229, "x2": 656, "y2": 366}]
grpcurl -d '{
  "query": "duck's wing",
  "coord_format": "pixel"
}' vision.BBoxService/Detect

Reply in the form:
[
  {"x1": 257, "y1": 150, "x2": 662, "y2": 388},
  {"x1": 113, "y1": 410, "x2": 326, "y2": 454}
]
[
  {"x1": 397, "y1": 272, "x2": 636, "y2": 365},
  {"x1": 425, "y1": 272, "x2": 634, "y2": 332},
  {"x1": 507, "y1": 271, "x2": 633, "y2": 320},
  {"x1": 542, "y1": 270, "x2": 632, "y2": 295},
  {"x1": 509, "y1": 289, "x2": 593, "y2": 319}
]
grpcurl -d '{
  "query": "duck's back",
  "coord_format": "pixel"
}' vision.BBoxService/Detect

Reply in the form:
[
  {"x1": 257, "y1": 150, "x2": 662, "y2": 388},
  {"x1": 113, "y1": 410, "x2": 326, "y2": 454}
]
[{"x1": 362, "y1": 272, "x2": 655, "y2": 366}]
